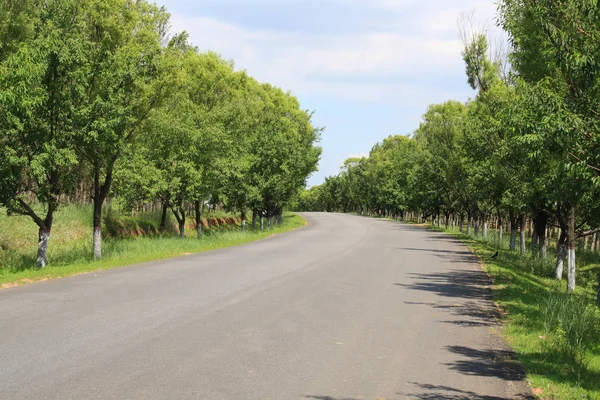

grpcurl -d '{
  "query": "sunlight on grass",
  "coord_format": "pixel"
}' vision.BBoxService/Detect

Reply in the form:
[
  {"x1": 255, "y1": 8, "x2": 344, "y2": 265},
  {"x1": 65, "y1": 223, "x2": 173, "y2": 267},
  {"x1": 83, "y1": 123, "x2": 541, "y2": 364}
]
[
  {"x1": 1, "y1": 206, "x2": 305, "y2": 287},
  {"x1": 427, "y1": 224, "x2": 600, "y2": 400}
]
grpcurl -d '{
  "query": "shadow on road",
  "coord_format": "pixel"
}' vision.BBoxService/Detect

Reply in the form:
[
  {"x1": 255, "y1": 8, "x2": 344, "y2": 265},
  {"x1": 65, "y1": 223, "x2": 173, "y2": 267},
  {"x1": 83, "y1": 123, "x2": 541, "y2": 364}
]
[
  {"x1": 397, "y1": 268, "x2": 530, "y2": 394},
  {"x1": 395, "y1": 247, "x2": 477, "y2": 264},
  {"x1": 396, "y1": 269, "x2": 492, "y2": 300},
  {"x1": 400, "y1": 382, "x2": 533, "y2": 400},
  {"x1": 444, "y1": 346, "x2": 525, "y2": 381},
  {"x1": 404, "y1": 300, "x2": 499, "y2": 328},
  {"x1": 303, "y1": 396, "x2": 361, "y2": 400}
]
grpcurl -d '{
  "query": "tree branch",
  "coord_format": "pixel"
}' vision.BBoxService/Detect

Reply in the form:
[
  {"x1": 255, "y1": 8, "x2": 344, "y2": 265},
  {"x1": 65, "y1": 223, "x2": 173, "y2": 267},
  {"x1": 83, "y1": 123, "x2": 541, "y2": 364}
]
[{"x1": 577, "y1": 227, "x2": 600, "y2": 239}]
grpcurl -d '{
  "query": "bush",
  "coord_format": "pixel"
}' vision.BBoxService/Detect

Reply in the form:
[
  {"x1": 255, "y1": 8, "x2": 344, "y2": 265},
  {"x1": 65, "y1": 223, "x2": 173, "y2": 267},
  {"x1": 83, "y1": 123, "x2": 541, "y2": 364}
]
[{"x1": 541, "y1": 292, "x2": 600, "y2": 370}]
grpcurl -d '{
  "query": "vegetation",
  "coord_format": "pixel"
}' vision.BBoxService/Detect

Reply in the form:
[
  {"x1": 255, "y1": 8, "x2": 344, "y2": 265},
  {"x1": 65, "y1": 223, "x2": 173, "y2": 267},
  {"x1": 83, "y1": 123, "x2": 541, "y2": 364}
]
[
  {"x1": 0, "y1": 0, "x2": 320, "y2": 274},
  {"x1": 0, "y1": 204, "x2": 305, "y2": 287},
  {"x1": 291, "y1": 1, "x2": 600, "y2": 397},
  {"x1": 430, "y1": 224, "x2": 600, "y2": 399}
]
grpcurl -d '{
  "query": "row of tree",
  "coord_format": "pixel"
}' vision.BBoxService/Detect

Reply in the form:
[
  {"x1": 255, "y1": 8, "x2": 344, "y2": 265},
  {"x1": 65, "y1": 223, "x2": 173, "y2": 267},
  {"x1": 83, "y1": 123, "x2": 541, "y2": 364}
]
[
  {"x1": 295, "y1": 1, "x2": 600, "y2": 296},
  {"x1": 0, "y1": 0, "x2": 321, "y2": 267}
]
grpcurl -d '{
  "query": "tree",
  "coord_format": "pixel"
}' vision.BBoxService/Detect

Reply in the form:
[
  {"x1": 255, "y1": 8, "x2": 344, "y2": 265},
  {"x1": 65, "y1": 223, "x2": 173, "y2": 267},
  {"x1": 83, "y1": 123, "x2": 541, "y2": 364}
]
[
  {"x1": 0, "y1": 0, "x2": 83, "y2": 267},
  {"x1": 499, "y1": 0, "x2": 600, "y2": 291},
  {"x1": 70, "y1": 0, "x2": 174, "y2": 258}
]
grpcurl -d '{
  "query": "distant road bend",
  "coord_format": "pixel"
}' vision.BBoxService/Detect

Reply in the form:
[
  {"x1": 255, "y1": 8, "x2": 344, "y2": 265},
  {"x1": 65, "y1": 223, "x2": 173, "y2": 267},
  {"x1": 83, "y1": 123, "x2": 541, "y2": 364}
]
[{"x1": 0, "y1": 213, "x2": 531, "y2": 399}]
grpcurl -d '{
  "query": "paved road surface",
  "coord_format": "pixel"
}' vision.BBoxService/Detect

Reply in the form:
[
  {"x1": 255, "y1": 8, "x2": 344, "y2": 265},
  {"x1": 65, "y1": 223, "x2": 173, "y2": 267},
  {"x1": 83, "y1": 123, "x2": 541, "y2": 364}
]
[{"x1": 0, "y1": 213, "x2": 531, "y2": 399}]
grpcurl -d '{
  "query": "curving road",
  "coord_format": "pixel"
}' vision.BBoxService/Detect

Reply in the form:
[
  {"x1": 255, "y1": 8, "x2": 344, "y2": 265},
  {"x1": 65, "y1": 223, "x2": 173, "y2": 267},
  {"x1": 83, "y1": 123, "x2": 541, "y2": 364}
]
[{"x1": 0, "y1": 213, "x2": 531, "y2": 400}]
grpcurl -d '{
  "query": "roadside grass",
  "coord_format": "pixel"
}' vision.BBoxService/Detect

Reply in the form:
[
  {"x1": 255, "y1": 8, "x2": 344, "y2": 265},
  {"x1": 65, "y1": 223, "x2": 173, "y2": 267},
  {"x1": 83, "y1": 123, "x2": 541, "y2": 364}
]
[
  {"x1": 426, "y1": 225, "x2": 600, "y2": 400},
  {"x1": 0, "y1": 205, "x2": 305, "y2": 288}
]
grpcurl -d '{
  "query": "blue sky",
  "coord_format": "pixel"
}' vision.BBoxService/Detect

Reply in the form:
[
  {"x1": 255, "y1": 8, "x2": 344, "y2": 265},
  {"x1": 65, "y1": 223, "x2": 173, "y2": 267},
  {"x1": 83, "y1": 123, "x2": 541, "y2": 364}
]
[{"x1": 155, "y1": 0, "x2": 503, "y2": 186}]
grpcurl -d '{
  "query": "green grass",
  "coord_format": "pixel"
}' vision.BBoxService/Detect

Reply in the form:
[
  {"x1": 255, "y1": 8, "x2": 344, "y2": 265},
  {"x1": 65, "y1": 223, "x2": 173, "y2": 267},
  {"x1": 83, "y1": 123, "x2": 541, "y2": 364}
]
[
  {"x1": 424, "y1": 224, "x2": 600, "y2": 400},
  {"x1": 0, "y1": 204, "x2": 306, "y2": 287}
]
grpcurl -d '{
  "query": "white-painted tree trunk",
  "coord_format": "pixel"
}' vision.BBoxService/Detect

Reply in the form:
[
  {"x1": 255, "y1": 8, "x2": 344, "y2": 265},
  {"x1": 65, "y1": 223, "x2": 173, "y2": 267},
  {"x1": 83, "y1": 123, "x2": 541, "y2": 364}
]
[
  {"x1": 555, "y1": 242, "x2": 565, "y2": 280},
  {"x1": 36, "y1": 229, "x2": 50, "y2": 268},
  {"x1": 566, "y1": 205, "x2": 576, "y2": 292},
  {"x1": 260, "y1": 216, "x2": 264, "y2": 230},
  {"x1": 93, "y1": 227, "x2": 102, "y2": 260},
  {"x1": 483, "y1": 222, "x2": 488, "y2": 239},
  {"x1": 242, "y1": 220, "x2": 246, "y2": 232},
  {"x1": 567, "y1": 248, "x2": 576, "y2": 292}
]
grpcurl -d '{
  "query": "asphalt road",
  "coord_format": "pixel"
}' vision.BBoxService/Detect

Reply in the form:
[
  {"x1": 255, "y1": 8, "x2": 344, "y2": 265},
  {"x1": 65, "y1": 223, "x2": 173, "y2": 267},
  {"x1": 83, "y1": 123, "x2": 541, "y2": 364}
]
[{"x1": 0, "y1": 213, "x2": 532, "y2": 400}]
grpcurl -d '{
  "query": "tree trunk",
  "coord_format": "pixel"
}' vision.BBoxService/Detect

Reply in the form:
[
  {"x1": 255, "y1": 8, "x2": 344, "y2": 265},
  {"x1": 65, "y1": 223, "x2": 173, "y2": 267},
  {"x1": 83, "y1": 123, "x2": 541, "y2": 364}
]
[
  {"x1": 555, "y1": 230, "x2": 566, "y2": 280},
  {"x1": 241, "y1": 210, "x2": 246, "y2": 232},
  {"x1": 567, "y1": 205, "x2": 576, "y2": 292},
  {"x1": 179, "y1": 219, "x2": 185, "y2": 238},
  {"x1": 467, "y1": 213, "x2": 472, "y2": 235},
  {"x1": 92, "y1": 166, "x2": 113, "y2": 260},
  {"x1": 160, "y1": 201, "x2": 168, "y2": 232},
  {"x1": 171, "y1": 206, "x2": 185, "y2": 239},
  {"x1": 459, "y1": 215, "x2": 464, "y2": 233},
  {"x1": 445, "y1": 213, "x2": 450, "y2": 230},
  {"x1": 36, "y1": 228, "x2": 51, "y2": 268},
  {"x1": 509, "y1": 218, "x2": 517, "y2": 251},
  {"x1": 474, "y1": 218, "x2": 479, "y2": 236},
  {"x1": 519, "y1": 213, "x2": 526, "y2": 256},
  {"x1": 539, "y1": 235, "x2": 547, "y2": 260},
  {"x1": 252, "y1": 210, "x2": 257, "y2": 229},
  {"x1": 260, "y1": 216, "x2": 264, "y2": 230},
  {"x1": 531, "y1": 230, "x2": 538, "y2": 258},
  {"x1": 535, "y1": 215, "x2": 547, "y2": 260},
  {"x1": 195, "y1": 200, "x2": 203, "y2": 239},
  {"x1": 509, "y1": 227, "x2": 516, "y2": 251},
  {"x1": 93, "y1": 196, "x2": 102, "y2": 260},
  {"x1": 483, "y1": 215, "x2": 488, "y2": 239},
  {"x1": 498, "y1": 217, "x2": 503, "y2": 247}
]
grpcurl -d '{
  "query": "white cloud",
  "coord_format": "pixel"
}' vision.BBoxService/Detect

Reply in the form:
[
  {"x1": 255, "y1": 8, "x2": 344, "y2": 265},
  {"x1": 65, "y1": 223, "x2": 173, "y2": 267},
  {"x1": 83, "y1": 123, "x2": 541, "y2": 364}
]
[{"x1": 168, "y1": 12, "x2": 478, "y2": 105}]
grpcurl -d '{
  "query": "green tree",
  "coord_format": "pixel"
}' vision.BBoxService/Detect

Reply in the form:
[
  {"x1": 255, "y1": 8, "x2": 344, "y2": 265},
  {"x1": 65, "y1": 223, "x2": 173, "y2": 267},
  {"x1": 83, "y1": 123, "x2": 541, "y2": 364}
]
[
  {"x1": 499, "y1": 0, "x2": 600, "y2": 291},
  {"x1": 0, "y1": 0, "x2": 83, "y2": 267},
  {"x1": 70, "y1": 0, "x2": 174, "y2": 258}
]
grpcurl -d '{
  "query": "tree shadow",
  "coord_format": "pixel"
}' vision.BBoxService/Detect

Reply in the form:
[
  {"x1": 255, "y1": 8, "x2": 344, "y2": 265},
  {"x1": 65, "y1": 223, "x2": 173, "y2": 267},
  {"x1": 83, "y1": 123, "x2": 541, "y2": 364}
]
[
  {"x1": 395, "y1": 269, "x2": 493, "y2": 300},
  {"x1": 395, "y1": 247, "x2": 478, "y2": 264},
  {"x1": 444, "y1": 346, "x2": 525, "y2": 381},
  {"x1": 404, "y1": 300, "x2": 499, "y2": 328},
  {"x1": 400, "y1": 382, "x2": 533, "y2": 400}
]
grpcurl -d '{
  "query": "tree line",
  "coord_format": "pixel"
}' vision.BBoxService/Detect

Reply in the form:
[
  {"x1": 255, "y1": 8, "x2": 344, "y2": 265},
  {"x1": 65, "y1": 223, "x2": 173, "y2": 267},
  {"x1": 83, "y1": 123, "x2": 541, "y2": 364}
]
[
  {"x1": 295, "y1": 1, "x2": 600, "y2": 300},
  {"x1": 0, "y1": 0, "x2": 321, "y2": 267}
]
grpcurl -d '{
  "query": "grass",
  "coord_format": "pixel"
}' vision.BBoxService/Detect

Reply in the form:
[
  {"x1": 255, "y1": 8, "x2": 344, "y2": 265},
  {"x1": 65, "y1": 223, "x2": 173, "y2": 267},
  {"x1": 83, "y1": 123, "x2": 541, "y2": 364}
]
[
  {"x1": 0, "y1": 204, "x2": 306, "y2": 288},
  {"x1": 423, "y1": 223, "x2": 600, "y2": 400}
]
